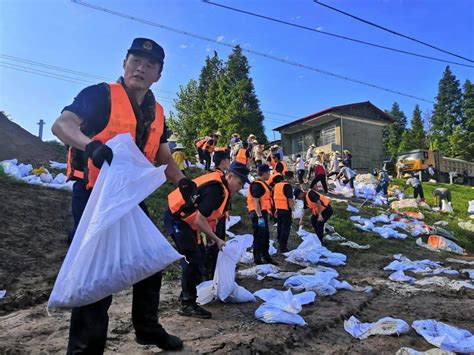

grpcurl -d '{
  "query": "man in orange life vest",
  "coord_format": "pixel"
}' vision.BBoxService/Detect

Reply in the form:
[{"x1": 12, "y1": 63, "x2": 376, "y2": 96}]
[
  {"x1": 247, "y1": 164, "x2": 277, "y2": 265},
  {"x1": 294, "y1": 186, "x2": 333, "y2": 242},
  {"x1": 203, "y1": 132, "x2": 220, "y2": 170},
  {"x1": 195, "y1": 136, "x2": 208, "y2": 165},
  {"x1": 267, "y1": 156, "x2": 285, "y2": 189},
  {"x1": 273, "y1": 171, "x2": 296, "y2": 253},
  {"x1": 164, "y1": 161, "x2": 249, "y2": 318},
  {"x1": 52, "y1": 38, "x2": 191, "y2": 353},
  {"x1": 205, "y1": 149, "x2": 231, "y2": 278},
  {"x1": 235, "y1": 140, "x2": 250, "y2": 166}
]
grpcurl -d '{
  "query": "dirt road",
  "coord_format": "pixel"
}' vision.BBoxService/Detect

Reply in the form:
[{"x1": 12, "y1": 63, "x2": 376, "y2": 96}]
[{"x1": 1, "y1": 181, "x2": 473, "y2": 354}]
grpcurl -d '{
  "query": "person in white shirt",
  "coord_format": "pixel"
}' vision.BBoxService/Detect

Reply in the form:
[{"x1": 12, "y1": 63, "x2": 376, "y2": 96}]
[
  {"x1": 327, "y1": 151, "x2": 340, "y2": 179},
  {"x1": 295, "y1": 154, "x2": 305, "y2": 184},
  {"x1": 403, "y1": 174, "x2": 425, "y2": 201},
  {"x1": 336, "y1": 162, "x2": 356, "y2": 194}
]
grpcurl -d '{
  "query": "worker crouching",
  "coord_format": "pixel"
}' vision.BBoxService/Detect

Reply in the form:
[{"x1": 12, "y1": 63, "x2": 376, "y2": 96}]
[
  {"x1": 295, "y1": 186, "x2": 333, "y2": 242},
  {"x1": 164, "y1": 161, "x2": 249, "y2": 319}
]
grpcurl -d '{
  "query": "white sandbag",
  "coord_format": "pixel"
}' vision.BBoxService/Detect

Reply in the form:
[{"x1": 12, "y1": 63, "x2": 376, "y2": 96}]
[
  {"x1": 239, "y1": 251, "x2": 254, "y2": 264},
  {"x1": 412, "y1": 320, "x2": 474, "y2": 353},
  {"x1": 49, "y1": 160, "x2": 67, "y2": 170},
  {"x1": 344, "y1": 315, "x2": 410, "y2": 340},
  {"x1": 48, "y1": 134, "x2": 182, "y2": 308},
  {"x1": 196, "y1": 280, "x2": 215, "y2": 305},
  {"x1": 225, "y1": 283, "x2": 255, "y2": 303},
  {"x1": 372, "y1": 226, "x2": 407, "y2": 239},
  {"x1": 293, "y1": 199, "x2": 304, "y2": 219},
  {"x1": 441, "y1": 200, "x2": 454, "y2": 213},
  {"x1": 396, "y1": 347, "x2": 455, "y2": 355},
  {"x1": 416, "y1": 237, "x2": 465, "y2": 255},
  {"x1": 239, "y1": 183, "x2": 249, "y2": 197},
  {"x1": 347, "y1": 204, "x2": 359, "y2": 213},
  {"x1": 214, "y1": 234, "x2": 255, "y2": 303},
  {"x1": 384, "y1": 255, "x2": 449, "y2": 276},
  {"x1": 284, "y1": 269, "x2": 350, "y2": 296},
  {"x1": 323, "y1": 233, "x2": 346, "y2": 242},
  {"x1": 22, "y1": 175, "x2": 42, "y2": 185},
  {"x1": 354, "y1": 221, "x2": 375, "y2": 232},
  {"x1": 238, "y1": 264, "x2": 280, "y2": 280},
  {"x1": 446, "y1": 258, "x2": 474, "y2": 266},
  {"x1": 266, "y1": 271, "x2": 299, "y2": 280},
  {"x1": 340, "y1": 241, "x2": 371, "y2": 250},
  {"x1": 255, "y1": 304, "x2": 306, "y2": 326},
  {"x1": 371, "y1": 214, "x2": 391, "y2": 223},
  {"x1": 18, "y1": 163, "x2": 33, "y2": 177},
  {"x1": 434, "y1": 221, "x2": 449, "y2": 226},
  {"x1": 389, "y1": 271, "x2": 416, "y2": 284},
  {"x1": 468, "y1": 200, "x2": 474, "y2": 214},
  {"x1": 52, "y1": 172, "x2": 67, "y2": 185},
  {"x1": 269, "y1": 240, "x2": 277, "y2": 256},
  {"x1": 415, "y1": 277, "x2": 474, "y2": 291},
  {"x1": 1, "y1": 160, "x2": 22, "y2": 179}
]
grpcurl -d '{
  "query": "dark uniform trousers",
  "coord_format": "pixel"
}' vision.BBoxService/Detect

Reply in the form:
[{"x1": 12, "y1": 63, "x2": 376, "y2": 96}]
[
  {"x1": 203, "y1": 150, "x2": 212, "y2": 171},
  {"x1": 163, "y1": 209, "x2": 205, "y2": 303},
  {"x1": 205, "y1": 216, "x2": 226, "y2": 279},
  {"x1": 276, "y1": 210, "x2": 292, "y2": 250},
  {"x1": 67, "y1": 181, "x2": 164, "y2": 354},
  {"x1": 250, "y1": 210, "x2": 271, "y2": 261},
  {"x1": 197, "y1": 147, "x2": 205, "y2": 164},
  {"x1": 310, "y1": 205, "x2": 334, "y2": 241}
]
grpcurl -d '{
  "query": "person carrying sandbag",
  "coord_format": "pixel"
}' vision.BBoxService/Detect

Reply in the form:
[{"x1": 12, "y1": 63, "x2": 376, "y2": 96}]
[
  {"x1": 164, "y1": 161, "x2": 250, "y2": 319},
  {"x1": 51, "y1": 38, "x2": 197, "y2": 353}
]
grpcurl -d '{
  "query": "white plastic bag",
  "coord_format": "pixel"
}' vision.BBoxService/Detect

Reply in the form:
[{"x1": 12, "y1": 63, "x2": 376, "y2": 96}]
[
  {"x1": 48, "y1": 134, "x2": 182, "y2": 308},
  {"x1": 344, "y1": 316, "x2": 410, "y2": 340},
  {"x1": 441, "y1": 200, "x2": 454, "y2": 213},
  {"x1": 412, "y1": 320, "x2": 474, "y2": 353}
]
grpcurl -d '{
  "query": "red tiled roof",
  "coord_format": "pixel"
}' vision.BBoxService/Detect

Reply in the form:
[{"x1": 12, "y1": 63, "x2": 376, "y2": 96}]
[{"x1": 273, "y1": 101, "x2": 393, "y2": 131}]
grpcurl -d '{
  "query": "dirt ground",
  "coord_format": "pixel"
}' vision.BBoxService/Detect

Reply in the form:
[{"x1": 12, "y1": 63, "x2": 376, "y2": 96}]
[{"x1": 1, "y1": 181, "x2": 473, "y2": 354}]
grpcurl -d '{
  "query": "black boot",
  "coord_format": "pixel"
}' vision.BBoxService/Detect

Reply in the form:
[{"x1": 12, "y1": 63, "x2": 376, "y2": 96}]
[
  {"x1": 179, "y1": 301, "x2": 212, "y2": 319},
  {"x1": 135, "y1": 326, "x2": 183, "y2": 351}
]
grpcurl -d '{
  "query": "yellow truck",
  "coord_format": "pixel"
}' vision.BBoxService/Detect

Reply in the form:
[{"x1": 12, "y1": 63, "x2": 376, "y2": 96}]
[{"x1": 396, "y1": 149, "x2": 474, "y2": 185}]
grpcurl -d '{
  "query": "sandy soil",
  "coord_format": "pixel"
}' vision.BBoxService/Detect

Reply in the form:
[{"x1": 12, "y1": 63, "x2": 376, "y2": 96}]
[{"x1": 1, "y1": 181, "x2": 473, "y2": 354}]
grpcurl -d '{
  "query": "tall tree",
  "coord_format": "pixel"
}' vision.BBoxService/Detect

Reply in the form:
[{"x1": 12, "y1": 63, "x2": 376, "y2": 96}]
[
  {"x1": 168, "y1": 79, "x2": 199, "y2": 158},
  {"x1": 462, "y1": 79, "x2": 474, "y2": 160},
  {"x1": 429, "y1": 66, "x2": 463, "y2": 153},
  {"x1": 383, "y1": 102, "x2": 407, "y2": 157},
  {"x1": 216, "y1": 45, "x2": 267, "y2": 144}
]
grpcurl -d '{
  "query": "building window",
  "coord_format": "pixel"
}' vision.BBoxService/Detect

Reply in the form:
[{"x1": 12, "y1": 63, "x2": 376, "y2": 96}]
[
  {"x1": 321, "y1": 126, "x2": 336, "y2": 145},
  {"x1": 293, "y1": 136, "x2": 304, "y2": 153}
]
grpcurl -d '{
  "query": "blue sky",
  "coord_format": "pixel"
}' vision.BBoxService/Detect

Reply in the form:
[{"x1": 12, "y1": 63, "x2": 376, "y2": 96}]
[{"x1": 1, "y1": 0, "x2": 473, "y2": 142}]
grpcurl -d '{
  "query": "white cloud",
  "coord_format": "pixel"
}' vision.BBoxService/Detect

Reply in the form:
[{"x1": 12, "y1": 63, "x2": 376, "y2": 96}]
[
  {"x1": 316, "y1": 26, "x2": 323, "y2": 31},
  {"x1": 296, "y1": 15, "x2": 301, "y2": 19},
  {"x1": 216, "y1": 35, "x2": 225, "y2": 42},
  {"x1": 231, "y1": 39, "x2": 237, "y2": 43},
  {"x1": 179, "y1": 44, "x2": 188, "y2": 49},
  {"x1": 205, "y1": 45, "x2": 212, "y2": 52}
]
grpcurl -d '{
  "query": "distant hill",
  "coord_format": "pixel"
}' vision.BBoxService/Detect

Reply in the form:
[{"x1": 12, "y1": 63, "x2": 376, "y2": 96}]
[{"x1": 0, "y1": 112, "x2": 65, "y2": 164}]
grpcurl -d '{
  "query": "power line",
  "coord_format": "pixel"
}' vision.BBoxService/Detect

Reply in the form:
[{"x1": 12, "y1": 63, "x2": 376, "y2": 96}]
[
  {"x1": 0, "y1": 63, "x2": 176, "y2": 104},
  {"x1": 313, "y1": 0, "x2": 474, "y2": 64},
  {"x1": 0, "y1": 53, "x2": 176, "y2": 95},
  {"x1": 202, "y1": 0, "x2": 473, "y2": 69},
  {"x1": 71, "y1": 0, "x2": 434, "y2": 103}
]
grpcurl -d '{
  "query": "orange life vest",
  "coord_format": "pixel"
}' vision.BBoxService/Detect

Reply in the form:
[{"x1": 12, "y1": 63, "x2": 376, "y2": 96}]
[
  {"x1": 168, "y1": 171, "x2": 229, "y2": 231},
  {"x1": 214, "y1": 146, "x2": 228, "y2": 152},
  {"x1": 235, "y1": 148, "x2": 248, "y2": 164},
  {"x1": 267, "y1": 172, "x2": 283, "y2": 187},
  {"x1": 305, "y1": 191, "x2": 330, "y2": 216},
  {"x1": 273, "y1": 182, "x2": 292, "y2": 210},
  {"x1": 66, "y1": 83, "x2": 164, "y2": 190},
  {"x1": 196, "y1": 138, "x2": 207, "y2": 149},
  {"x1": 205, "y1": 140, "x2": 216, "y2": 153},
  {"x1": 247, "y1": 180, "x2": 273, "y2": 212}
]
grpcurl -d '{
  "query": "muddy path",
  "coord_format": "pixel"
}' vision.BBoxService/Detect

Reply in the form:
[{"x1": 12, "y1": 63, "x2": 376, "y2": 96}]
[{"x1": 1, "y1": 181, "x2": 473, "y2": 354}]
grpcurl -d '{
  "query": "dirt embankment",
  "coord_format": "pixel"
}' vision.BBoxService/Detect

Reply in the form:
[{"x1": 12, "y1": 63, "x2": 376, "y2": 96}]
[{"x1": 0, "y1": 180, "x2": 473, "y2": 354}]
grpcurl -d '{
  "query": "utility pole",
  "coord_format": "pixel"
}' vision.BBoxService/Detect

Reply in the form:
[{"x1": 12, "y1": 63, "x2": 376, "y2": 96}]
[{"x1": 37, "y1": 119, "x2": 45, "y2": 140}]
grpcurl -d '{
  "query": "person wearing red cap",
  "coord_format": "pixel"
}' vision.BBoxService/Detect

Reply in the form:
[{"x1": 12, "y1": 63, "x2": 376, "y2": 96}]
[{"x1": 52, "y1": 38, "x2": 187, "y2": 353}]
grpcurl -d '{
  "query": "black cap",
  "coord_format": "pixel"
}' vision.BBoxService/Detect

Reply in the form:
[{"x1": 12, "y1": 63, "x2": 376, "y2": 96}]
[
  {"x1": 284, "y1": 171, "x2": 294, "y2": 179},
  {"x1": 293, "y1": 187, "x2": 303, "y2": 199},
  {"x1": 257, "y1": 164, "x2": 270, "y2": 174},
  {"x1": 228, "y1": 161, "x2": 250, "y2": 184},
  {"x1": 128, "y1": 38, "x2": 165, "y2": 64}
]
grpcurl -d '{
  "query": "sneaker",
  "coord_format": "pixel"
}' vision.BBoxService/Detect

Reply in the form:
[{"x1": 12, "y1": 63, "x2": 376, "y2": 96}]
[
  {"x1": 136, "y1": 329, "x2": 183, "y2": 351},
  {"x1": 179, "y1": 302, "x2": 212, "y2": 319}
]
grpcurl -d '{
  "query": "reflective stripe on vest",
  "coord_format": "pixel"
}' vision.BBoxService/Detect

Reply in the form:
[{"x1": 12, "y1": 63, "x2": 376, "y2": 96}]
[
  {"x1": 235, "y1": 148, "x2": 247, "y2": 164},
  {"x1": 273, "y1": 182, "x2": 291, "y2": 210},
  {"x1": 247, "y1": 180, "x2": 273, "y2": 212},
  {"x1": 305, "y1": 191, "x2": 330, "y2": 216},
  {"x1": 168, "y1": 171, "x2": 229, "y2": 231},
  {"x1": 66, "y1": 83, "x2": 164, "y2": 189}
]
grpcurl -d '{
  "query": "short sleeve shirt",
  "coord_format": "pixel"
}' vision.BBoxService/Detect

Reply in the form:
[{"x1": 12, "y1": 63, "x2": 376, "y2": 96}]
[
  {"x1": 250, "y1": 181, "x2": 266, "y2": 199},
  {"x1": 197, "y1": 183, "x2": 226, "y2": 217},
  {"x1": 303, "y1": 190, "x2": 320, "y2": 209}
]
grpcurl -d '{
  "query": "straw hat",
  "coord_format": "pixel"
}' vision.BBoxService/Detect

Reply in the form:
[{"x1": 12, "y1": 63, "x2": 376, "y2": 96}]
[
  {"x1": 174, "y1": 143, "x2": 185, "y2": 150},
  {"x1": 214, "y1": 131, "x2": 222, "y2": 136},
  {"x1": 338, "y1": 162, "x2": 345, "y2": 167},
  {"x1": 168, "y1": 134, "x2": 178, "y2": 142},
  {"x1": 310, "y1": 144, "x2": 315, "y2": 148},
  {"x1": 334, "y1": 150, "x2": 340, "y2": 155},
  {"x1": 343, "y1": 149, "x2": 351, "y2": 154},
  {"x1": 249, "y1": 134, "x2": 256, "y2": 138}
]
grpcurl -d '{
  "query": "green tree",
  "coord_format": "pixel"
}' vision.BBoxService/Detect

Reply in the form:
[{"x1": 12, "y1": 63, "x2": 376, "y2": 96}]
[
  {"x1": 168, "y1": 79, "x2": 199, "y2": 159},
  {"x1": 448, "y1": 126, "x2": 468, "y2": 160},
  {"x1": 462, "y1": 79, "x2": 474, "y2": 160},
  {"x1": 383, "y1": 102, "x2": 407, "y2": 157},
  {"x1": 216, "y1": 45, "x2": 267, "y2": 144},
  {"x1": 429, "y1": 66, "x2": 463, "y2": 153}
]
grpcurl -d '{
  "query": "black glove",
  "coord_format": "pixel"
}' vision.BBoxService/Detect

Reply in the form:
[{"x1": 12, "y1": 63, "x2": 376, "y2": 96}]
[
  {"x1": 178, "y1": 177, "x2": 198, "y2": 206},
  {"x1": 85, "y1": 141, "x2": 113, "y2": 169}
]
